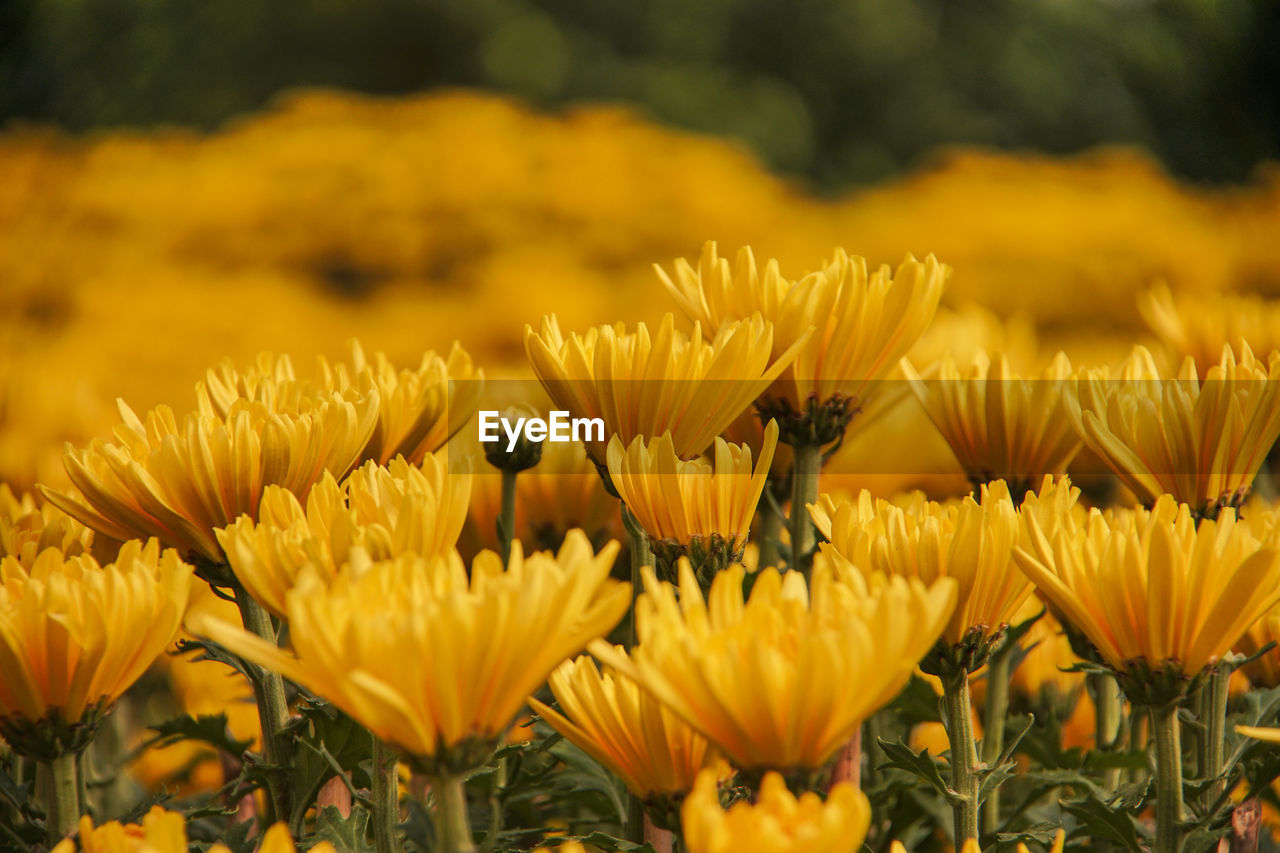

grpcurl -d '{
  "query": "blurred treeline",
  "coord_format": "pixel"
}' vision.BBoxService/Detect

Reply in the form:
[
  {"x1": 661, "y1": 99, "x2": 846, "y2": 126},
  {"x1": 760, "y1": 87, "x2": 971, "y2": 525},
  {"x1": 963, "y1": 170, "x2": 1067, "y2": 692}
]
[{"x1": 2, "y1": 0, "x2": 1277, "y2": 189}]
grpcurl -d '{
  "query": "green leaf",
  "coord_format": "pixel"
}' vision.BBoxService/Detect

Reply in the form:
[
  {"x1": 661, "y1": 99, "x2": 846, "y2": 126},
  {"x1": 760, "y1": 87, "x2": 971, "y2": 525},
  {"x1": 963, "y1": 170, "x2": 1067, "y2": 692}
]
[
  {"x1": 292, "y1": 699, "x2": 375, "y2": 818},
  {"x1": 1061, "y1": 794, "x2": 1148, "y2": 852},
  {"x1": 145, "y1": 713, "x2": 254, "y2": 758},
  {"x1": 173, "y1": 638, "x2": 253, "y2": 681},
  {"x1": 876, "y1": 737, "x2": 961, "y2": 804},
  {"x1": 570, "y1": 831, "x2": 654, "y2": 851},
  {"x1": 312, "y1": 804, "x2": 374, "y2": 853}
]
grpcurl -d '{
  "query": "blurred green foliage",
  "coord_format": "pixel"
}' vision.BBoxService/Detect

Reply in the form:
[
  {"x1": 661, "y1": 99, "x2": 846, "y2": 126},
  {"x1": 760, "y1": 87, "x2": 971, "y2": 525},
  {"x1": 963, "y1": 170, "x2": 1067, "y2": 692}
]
[{"x1": 2, "y1": 0, "x2": 1277, "y2": 189}]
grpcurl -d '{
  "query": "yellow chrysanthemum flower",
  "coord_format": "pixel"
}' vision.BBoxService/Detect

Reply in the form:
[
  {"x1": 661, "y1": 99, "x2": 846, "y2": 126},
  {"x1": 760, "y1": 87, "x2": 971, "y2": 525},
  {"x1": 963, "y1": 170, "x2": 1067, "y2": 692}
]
[
  {"x1": 902, "y1": 351, "x2": 1081, "y2": 493},
  {"x1": 0, "y1": 539, "x2": 192, "y2": 758},
  {"x1": 217, "y1": 453, "x2": 471, "y2": 618},
  {"x1": 592, "y1": 559, "x2": 956, "y2": 774},
  {"x1": 203, "y1": 340, "x2": 482, "y2": 466},
  {"x1": 1066, "y1": 343, "x2": 1280, "y2": 518},
  {"x1": 524, "y1": 312, "x2": 801, "y2": 464},
  {"x1": 607, "y1": 420, "x2": 778, "y2": 580},
  {"x1": 0, "y1": 484, "x2": 93, "y2": 567},
  {"x1": 41, "y1": 394, "x2": 379, "y2": 567},
  {"x1": 191, "y1": 530, "x2": 629, "y2": 769},
  {"x1": 1237, "y1": 725, "x2": 1280, "y2": 745},
  {"x1": 681, "y1": 768, "x2": 870, "y2": 853},
  {"x1": 1141, "y1": 281, "x2": 1280, "y2": 375},
  {"x1": 530, "y1": 650, "x2": 728, "y2": 816},
  {"x1": 50, "y1": 809, "x2": 334, "y2": 853},
  {"x1": 532, "y1": 844, "x2": 588, "y2": 853},
  {"x1": 1015, "y1": 495, "x2": 1280, "y2": 701},
  {"x1": 810, "y1": 481, "x2": 1031, "y2": 658},
  {"x1": 658, "y1": 242, "x2": 948, "y2": 443}
]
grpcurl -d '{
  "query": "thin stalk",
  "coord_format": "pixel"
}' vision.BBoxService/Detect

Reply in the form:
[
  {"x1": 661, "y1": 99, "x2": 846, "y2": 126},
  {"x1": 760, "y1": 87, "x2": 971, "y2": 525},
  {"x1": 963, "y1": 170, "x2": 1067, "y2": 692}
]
[
  {"x1": 46, "y1": 751, "x2": 80, "y2": 846},
  {"x1": 620, "y1": 502, "x2": 652, "y2": 844},
  {"x1": 1091, "y1": 672, "x2": 1123, "y2": 791},
  {"x1": 788, "y1": 443, "x2": 823, "y2": 575},
  {"x1": 755, "y1": 492, "x2": 784, "y2": 568},
  {"x1": 1200, "y1": 665, "x2": 1230, "y2": 811},
  {"x1": 433, "y1": 774, "x2": 477, "y2": 853},
  {"x1": 497, "y1": 469, "x2": 518, "y2": 566},
  {"x1": 981, "y1": 646, "x2": 1012, "y2": 835},
  {"x1": 1152, "y1": 702, "x2": 1186, "y2": 853},
  {"x1": 941, "y1": 669, "x2": 980, "y2": 847},
  {"x1": 372, "y1": 737, "x2": 401, "y2": 853},
  {"x1": 234, "y1": 586, "x2": 293, "y2": 823}
]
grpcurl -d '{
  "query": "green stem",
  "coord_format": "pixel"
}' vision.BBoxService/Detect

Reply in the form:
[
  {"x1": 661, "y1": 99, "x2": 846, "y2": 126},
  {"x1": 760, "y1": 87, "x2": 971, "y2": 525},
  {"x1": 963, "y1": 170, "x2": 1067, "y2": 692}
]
[
  {"x1": 941, "y1": 668, "x2": 980, "y2": 847},
  {"x1": 1091, "y1": 672, "x2": 1123, "y2": 792},
  {"x1": 755, "y1": 489, "x2": 784, "y2": 569},
  {"x1": 981, "y1": 646, "x2": 1012, "y2": 835},
  {"x1": 788, "y1": 442, "x2": 823, "y2": 575},
  {"x1": 433, "y1": 774, "x2": 477, "y2": 853},
  {"x1": 372, "y1": 737, "x2": 401, "y2": 853},
  {"x1": 46, "y1": 751, "x2": 80, "y2": 846},
  {"x1": 234, "y1": 586, "x2": 293, "y2": 824},
  {"x1": 1152, "y1": 702, "x2": 1186, "y2": 853},
  {"x1": 1200, "y1": 664, "x2": 1230, "y2": 812},
  {"x1": 621, "y1": 501, "x2": 652, "y2": 844},
  {"x1": 497, "y1": 469, "x2": 518, "y2": 566}
]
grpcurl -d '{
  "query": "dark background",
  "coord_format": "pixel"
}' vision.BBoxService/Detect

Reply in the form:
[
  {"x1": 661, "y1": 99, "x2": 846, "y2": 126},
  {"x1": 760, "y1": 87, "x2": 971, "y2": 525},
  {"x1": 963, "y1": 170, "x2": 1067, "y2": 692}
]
[{"x1": 2, "y1": 0, "x2": 1277, "y2": 192}]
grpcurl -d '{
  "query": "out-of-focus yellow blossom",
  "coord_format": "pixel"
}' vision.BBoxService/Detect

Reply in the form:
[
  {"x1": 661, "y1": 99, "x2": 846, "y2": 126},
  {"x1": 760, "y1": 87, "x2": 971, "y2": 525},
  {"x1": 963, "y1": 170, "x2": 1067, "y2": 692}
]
[
  {"x1": 902, "y1": 352, "x2": 1081, "y2": 493},
  {"x1": 50, "y1": 809, "x2": 335, "y2": 853},
  {"x1": 1015, "y1": 495, "x2": 1280, "y2": 700},
  {"x1": 592, "y1": 559, "x2": 956, "y2": 773},
  {"x1": 1066, "y1": 343, "x2": 1280, "y2": 518},
  {"x1": 0, "y1": 540, "x2": 192, "y2": 758},
  {"x1": 682, "y1": 768, "x2": 870, "y2": 853},
  {"x1": 658, "y1": 242, "x2": 948, "y2": 441},
  {"x1": 607, "y1": 421, "x2": 777, "y2": 579},
  {"x1": 532, "y1": 843, "x2": 588, "y2": 853},
  {"x1": 810, "y1": 481, "x2": 1029, "y2": 652},
  {"x1": 1236, "y1": 603, "x2": 1280, "y2": 688},
  {"x1": 216, "y1": 453, "x2": 470, "y2": 618},
  {"x1": 530, "y1": 651, "x2": 728, "y2": 804},
  {"x1": 0, "y1": 484, "x2": 92, "y2": 567},
  {"x1": 464, "y1": 435, "x2": 620, "y2": 556},
  {"x1": 41, "y1": 393, "x2": 379, "y2": 566},
  {"x1": 1237, "y1": 725, "x2": 1280, "y2": 745},
  {"x1": 191, "y1": 530, "x2": 628, "y2": 769},
  {"x1": 1141, "y1": 282, "x2": 1280, "y2": 374},
  {"x1": 203, "y1": 341, "x2": 482, "y2": 466},
  {"x1": 525, "y1": 313, "x2": 801, "y2": 463}
]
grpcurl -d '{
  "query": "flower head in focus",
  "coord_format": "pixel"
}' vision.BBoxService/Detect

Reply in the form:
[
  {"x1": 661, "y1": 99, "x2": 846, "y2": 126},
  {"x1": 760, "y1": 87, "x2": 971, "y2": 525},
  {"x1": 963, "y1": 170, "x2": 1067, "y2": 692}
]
[
  {"x1": 216, "y1": 452, "x2": 471, "y2": 618},
  {"x1": 524, "y1": 312, "x2": 801, "y2": 465},
  {"x1": 1066, "y1": 343, "x2": 1280, "y2": 518},
  {"x1": 811, "y1": 481, "x2": 1030, "y2": 668},
  {"x1": 530, "y1": 650, "x2": 729, "y2": 828},
  {"x1": 201, "y1": 340, "x2": 483, "y2": 467},
  {"x1": 1015, "y1": 495, "x2": 1280, "y2": 703},
  {"x1": 903, "y1": 351, "x2": 1081, "y2": 495},
  {"x1": 41, "y1": 393, "x2": 379, "y2": 571},
  {"x1": 0, "y1": 539, "x2": 192, "y2": 759},
  {"x1": 607, "y1": 420, "x2": 778, "y2": 583},
  {"x1": 593, "y1": 558, "x2": 955, "y2": 775},
  {"x1": 681, "y1": 768, "x2": 870, "y2": 853},
  {"x1": 191, "y1": 530, "x2": 629, "y2": 773},
  {"x1": 658, "y1": 242, "x2": 949, "y2": 445}
]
